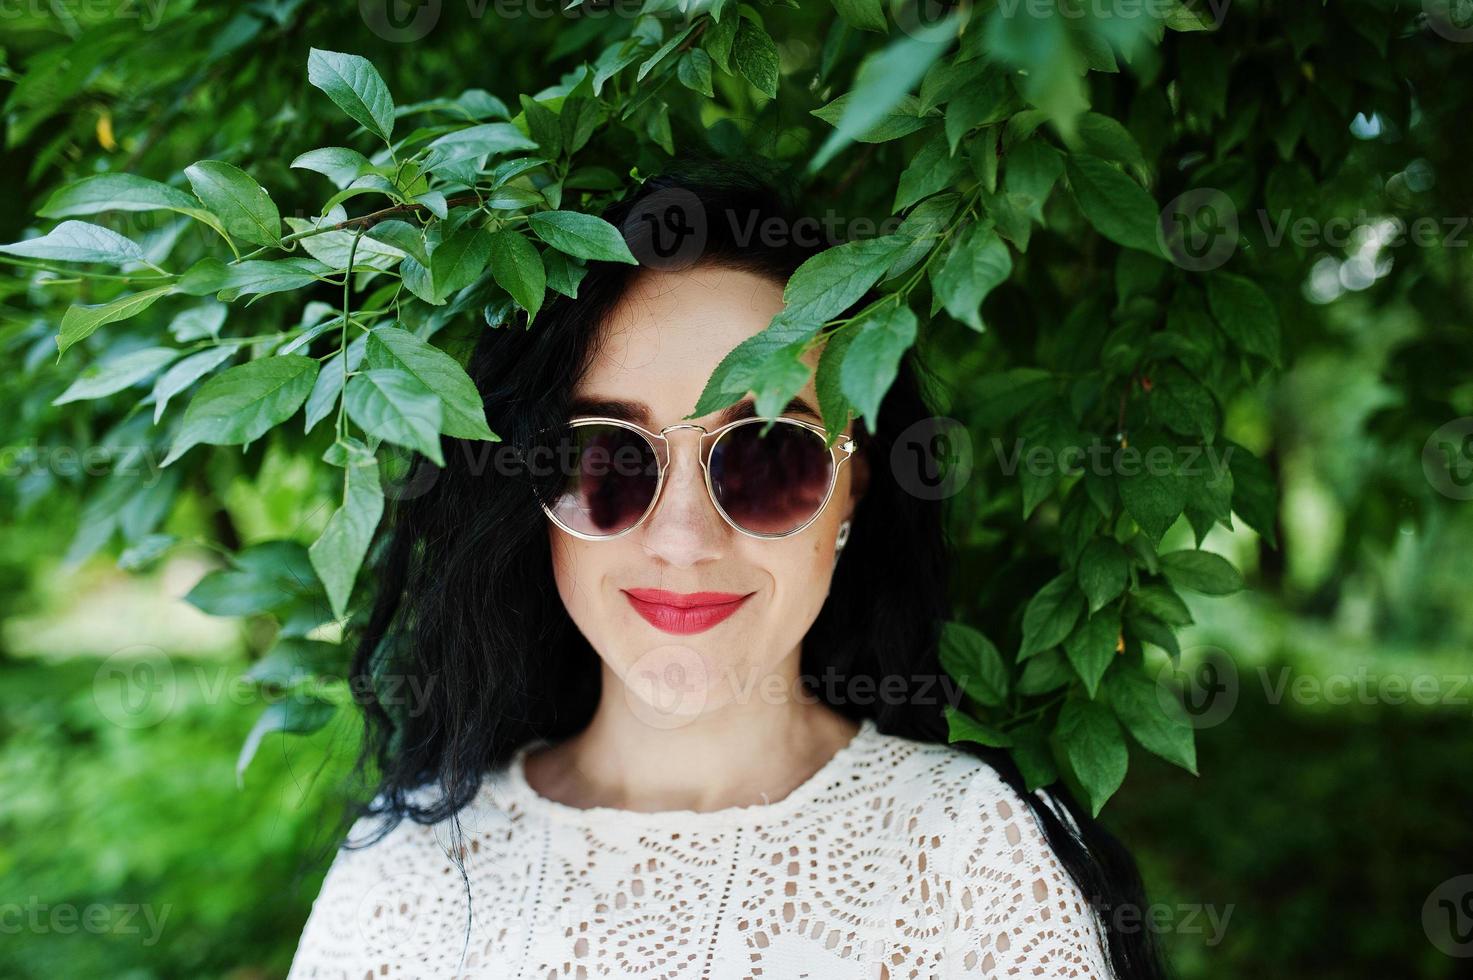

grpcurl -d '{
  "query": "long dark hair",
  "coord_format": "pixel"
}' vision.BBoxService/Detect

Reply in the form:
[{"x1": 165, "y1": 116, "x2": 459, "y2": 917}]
[{"x1": 326, "y1": 160, "x2": 1167, "y2": 979}]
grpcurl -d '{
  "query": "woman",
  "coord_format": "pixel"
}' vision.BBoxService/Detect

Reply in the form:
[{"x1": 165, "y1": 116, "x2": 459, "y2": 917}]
[{"x1": 286, "y1": 164, "x2": 1166, "y2": 979}]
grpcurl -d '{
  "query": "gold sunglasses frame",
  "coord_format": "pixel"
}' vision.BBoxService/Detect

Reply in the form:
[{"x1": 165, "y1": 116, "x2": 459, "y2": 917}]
[{"x1": 530, "y1": 415, "x2": 858, "y2": 541}]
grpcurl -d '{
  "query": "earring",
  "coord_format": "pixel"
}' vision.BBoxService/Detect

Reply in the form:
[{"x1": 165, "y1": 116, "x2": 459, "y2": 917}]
[{"x1": 835, "y1": 519, "x2": 851, "y2": 553}]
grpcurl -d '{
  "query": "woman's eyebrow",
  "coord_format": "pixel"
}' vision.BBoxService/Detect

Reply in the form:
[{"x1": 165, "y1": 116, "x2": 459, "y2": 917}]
[{"x1": 567, "y1": 395, "x2": 822, "y2": 426}]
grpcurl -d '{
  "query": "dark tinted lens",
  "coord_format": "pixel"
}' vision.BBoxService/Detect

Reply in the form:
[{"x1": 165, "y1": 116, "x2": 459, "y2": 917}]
[
  {"x1": 542, "y1": 422, "x2": 659, "y2": 536},
  {"x1": 709, "y1": 420, "x2": 834, "y2": 535}
]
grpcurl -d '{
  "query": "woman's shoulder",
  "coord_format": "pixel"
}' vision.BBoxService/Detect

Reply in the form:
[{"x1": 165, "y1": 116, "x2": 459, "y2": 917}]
[
  {"x1": 858, "y1": 721, "x2": 1038, "y2": 825},
  {"x1": 860, "y1": 726, "x2": 1112, "y2": 976}
]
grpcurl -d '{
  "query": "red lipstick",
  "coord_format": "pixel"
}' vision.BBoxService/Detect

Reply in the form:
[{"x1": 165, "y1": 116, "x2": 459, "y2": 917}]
[{"x1": 622, "y1": 589, "x2": 753, "y2": 635}]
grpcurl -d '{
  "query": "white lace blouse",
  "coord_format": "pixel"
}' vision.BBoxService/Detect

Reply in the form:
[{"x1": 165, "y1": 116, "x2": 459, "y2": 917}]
[{"x1": 285, "y1": 717, "x2": 1111, "y2": 979}]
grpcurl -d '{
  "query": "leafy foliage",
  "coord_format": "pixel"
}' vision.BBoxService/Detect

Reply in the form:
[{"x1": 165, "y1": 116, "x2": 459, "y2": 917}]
[{"x1": 2, "y1": 0, "x2": 1469, "y2": 818}]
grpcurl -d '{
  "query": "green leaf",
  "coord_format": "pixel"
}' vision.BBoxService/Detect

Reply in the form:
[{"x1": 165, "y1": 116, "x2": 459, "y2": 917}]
[
  {"x1": 290, "y1": 147, "x2": 374, "y2": 189},
  {"x1": 1159, "y1": 549, "x2": 1243, "y2": 594},
  {"x1": 677, "y1": 48, "x2": 715, "y2": 97},
  {"x1": 365, "y1": 219, "x2": 431, "y2": 266},
  {"x1": 691, "y1": 313, "x2": 822, "y2": 419},
  {"x1": 488, "y1": 229, "x2": 546, "y2": 324},
  {"x1": 1077, "y1": 538, "x2": 1129, "y2": 613},
  {"x1": 812, "y1": 92, "x2": 930, "y2": 145},
  {"x1": 1009, "y1": 721, "x2": 1059, "y2": 791},
  {"x1": 527, "y1": 210, "x2": 637, "y2": 264},
  {"x1": 733, "y1": 19, "x2": 780, "y2": 97},
  {"x1": 244, "y1": 637, "x2": 343, "y2": 688},
  {"x1": 150, "y1": 347, "x2": 235, "y2": 422},
  {"x1": 237, "y1": 695, "x2": 337, "y2": 785},
  {"x1": 57, "y1": 286, "x2": 174, "y2": 355},
  {"x1": 1070, "y1": 112, "x2": 1148, "y2": 174},
  {"x1": 1018, "y1": 649, "x2": 1072, "y2": 696},
  {"x1": 1129, "y1": 584, "x2": 1194, "y2": 626},
  {"x1": 363, "y1": 325, "x2": 496, "y2": 440},
  {"x1": 426, "y1": 123, "x2": 538, "y2": 166},
  {"x1": 162, "y1": 356, "x2": 320, "y2": 466},
  {"x1": 309, "y1": 455, "x2": 385, "y2": 621},
  {"x1": 1, "y1": 220, "x2": 145, "y2": 266},
  {"x1": 429, "y1": 226, "x2": 493, "y2": 303},
  {"x1": 52, "y1": 347, "x2": 180, "y2": 405},
  {"x1": 894, "y1": 131, "x2": 964, "y2": 212},
  {"x1": 345, "y1": 369, "x2": 445, "y2": 466},
  {"x1": 39, "y1": 172, "x2": 199, "y2": 217},
  {"x1": 307, "y1": 48, "x2": 395, "y2": 143},
  {"x1": 1224, "y1": 439, "x2": 1277, "y2": 546},
  {"x1": 1065, "y1": 153, "x2": 1163, "y2": 256},
  {"x1": 938, "y1": 621, "x2": 1009, "y2": 708},
  {"x1": 831, "y1": 0, "x2": 886, "y2": 32},
  {"x1": 885, "y1": 191, "x2": 960, "y2": 282},
  {"x1": 1018, "y1": 571, "x2": 1085, "y2": 661},
  {"x1": 1054, "y1": 697, "x2": 1129, "y2": 816},
  {"x1": 184, "y1": 160, "x2": 281, "y2": 247},
  {"x1": 931, "y1": 223, "x2": 1012, "y2": 332},
  {"x1": 784, "y1": 234, "x2": 910, "y2": 324},
  {"x1": 1063, "y1": 605, "x2": 1121, "y2": 699},
  {"x1": 184, "y1": 540, "x2": 321, "y2": 617},
  {"x1": 945, "y1": 705, "x2": 1013, "y2": 748},
  {"x1": 1207, "y1": 272, "x2": 1282, "y2": 366},
  {"x1": 840, "y1": 303, "x2": 916, "y2": 432},
  {"x1": 1118, "y1": 437, "x2": 1186, "y2": 544},
  {"x1": 944, "y1": 69, "x2": 1012, "y2": 153},
  {"x1": 810, "y1": 28, "x2": 950, "y2": 171},
  {"x1": 175, "y1": 257, "x2": 327, "y2": 298},
  {"x1": 1105, "y1": 669, "x2": 1198, "y2": 774}
]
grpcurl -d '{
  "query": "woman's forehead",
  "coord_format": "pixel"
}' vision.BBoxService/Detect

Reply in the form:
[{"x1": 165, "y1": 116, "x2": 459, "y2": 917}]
[{"x1": 576, "y1": 265, "x2": 821, "y2": 422}]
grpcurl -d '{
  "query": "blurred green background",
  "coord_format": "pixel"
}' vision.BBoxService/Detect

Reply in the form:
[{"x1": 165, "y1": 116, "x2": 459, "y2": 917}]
[{"x1": 2, "y1": 2, "x2": 1471, "y2": 978}]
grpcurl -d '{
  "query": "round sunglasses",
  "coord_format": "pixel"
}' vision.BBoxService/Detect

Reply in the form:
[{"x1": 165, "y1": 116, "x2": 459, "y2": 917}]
[{"x1": 521, "y1": 415, "x2": 858, "y2": 540}]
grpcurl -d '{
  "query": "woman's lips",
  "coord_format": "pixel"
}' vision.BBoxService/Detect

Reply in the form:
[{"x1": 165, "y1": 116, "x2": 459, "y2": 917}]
[{"x1": 622, "y1": 589, "x2": 753, "y2": 635}]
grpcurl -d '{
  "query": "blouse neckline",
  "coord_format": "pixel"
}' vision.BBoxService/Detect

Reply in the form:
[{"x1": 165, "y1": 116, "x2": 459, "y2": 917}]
[{"x1": 496, "y1": 716, "x2": 878, "y2": 829}]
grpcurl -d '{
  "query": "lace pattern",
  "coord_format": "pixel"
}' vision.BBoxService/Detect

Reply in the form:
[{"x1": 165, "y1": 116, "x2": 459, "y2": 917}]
[{"x1": 286, "y1": 718, "x2": 1111, "y2": 979}]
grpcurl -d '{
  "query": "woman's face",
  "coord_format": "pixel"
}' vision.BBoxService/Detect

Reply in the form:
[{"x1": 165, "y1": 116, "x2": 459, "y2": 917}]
[{"x1": 548, "y1": 263, "x2": 866, "y2": 727}]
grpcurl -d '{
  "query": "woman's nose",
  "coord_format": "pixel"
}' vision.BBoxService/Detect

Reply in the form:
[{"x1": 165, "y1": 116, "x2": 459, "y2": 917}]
[{"x1": 638, "y1": 432, "x2": 725, "y2": 567}]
